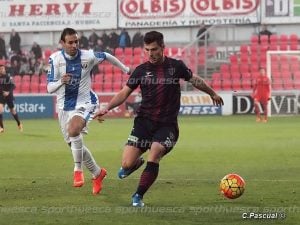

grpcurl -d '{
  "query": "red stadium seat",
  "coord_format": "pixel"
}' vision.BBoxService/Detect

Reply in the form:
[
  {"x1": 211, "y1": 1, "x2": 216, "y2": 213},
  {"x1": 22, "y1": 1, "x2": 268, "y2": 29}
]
[
  {"x1": 220, "y1": 64, "x2": 230, "y2": 74},
  {"x1": 260, "y1": 35, "x2": 269, "y2": 45},
  {"x1": 230, "y1": 64, "x2": 239, "y2": 74},
  {"x1": 43, "y1": 48, "x2": 52, "y2": 60},
  {"x1": 30, "y1": 83, "x2": 39, "y2": 93},
  {"x1": 250, "y1": 63, "x2": 259, "y2": 73},
  {"x1": 113, "y1": 82, "x2": 122, "y2": 91},
  {"x1": 241, "y1": 78, "x2": 252, "y2": 90},
  {"x1": 21, "y1": 82, "x2": 30, "y2": 93},
  {"x1": 272, "y1": 78, "x2": 283, "y2": 90},
  {"x1": 40, "y1": 74, "x2": 47, "y2": 83},
  {"x1": 103, "y1": 65, "x2": 114, "y2": 74},
  {"x1": 92, "y1": 83, "x2": 102, "y2": 92},
  {"x1": 222, "y1": 79, "x2": 231, "y2": 90},
  {"x1": 240, "y1": 53, "x2": 248, "y2": 64},
  {"x1": 39, "y1": 83, "x2": 47, "y2": 93},
  {"x1": 124, "y1": 47, "x2": 133, "y2": 56},
  {"x1": 294, "y1": 71, "x2": 300, "y2": 79},
  {"x1": 283, "y1": 78, "x2": 294, "y2": 89},
  {"x1": 269, "y1": 34, "x2": 278, "y2": 44},
  {"x1": 133, "y1": 47, "x2": 143, "y2": 56},
  {"x1": 231, "y1": 79, "x2": 242, "y2": 90},
  {"x1": 272, "y1": 71, "x2": 281, "y2": 79},
  {"x1": 281, "y1": 64, "x2": 290, "y2": 72},
  {"x1": 229, "y1": 55, "x2": 239, "y2": 64},
  {"x1": 114, "y1": 48, "x2": 124, "y2": 57},
  {"x1": 211, "y1": 80, "x2": 221, "y2": 90},
  {"x1": 240, "y1": 64, "x2": 249, "y2": 73},
  {"x1": 240, "y1": 45, "x2": 248, "y2": 54},
  {"x1": 231, "y1": 72, "x2": 240, "y2": 79},
  {"x1": 250, "y1": 35, "x2": 259, "y2": 45},
  {"x1": 294, "y1": 78, "x2": 300, "y2": 89},
  {"x1": 221, "y1": 72, "x2": 231, "y2": 80}
]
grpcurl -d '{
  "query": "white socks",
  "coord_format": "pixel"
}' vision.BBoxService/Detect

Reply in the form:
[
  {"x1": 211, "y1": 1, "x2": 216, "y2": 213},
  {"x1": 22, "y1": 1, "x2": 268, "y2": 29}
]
[
  {"x1": 70, "y1": 134, "x2": 101, "y2": 178},
  {"x1": 70, "y1": 134, "x2": 83, "y2": 171},
  {"x1": 83, "y1": 146, "x2": 101, "y2": 178}
]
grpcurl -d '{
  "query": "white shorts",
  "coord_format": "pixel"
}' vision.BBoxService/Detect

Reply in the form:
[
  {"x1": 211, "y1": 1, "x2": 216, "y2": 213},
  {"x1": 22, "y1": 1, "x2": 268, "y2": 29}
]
[{"x1": 58, "y1": 103, "x2": 99, "y2": 143}]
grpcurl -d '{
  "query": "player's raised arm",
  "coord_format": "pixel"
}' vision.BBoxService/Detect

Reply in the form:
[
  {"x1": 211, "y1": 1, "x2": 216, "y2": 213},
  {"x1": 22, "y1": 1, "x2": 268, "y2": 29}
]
[
  {"x1": 104, "y1": 52, "x2": 131, "y2": 75},
  {"x1": 189, "y1": 74, "x2": 224, "y2": 106}
]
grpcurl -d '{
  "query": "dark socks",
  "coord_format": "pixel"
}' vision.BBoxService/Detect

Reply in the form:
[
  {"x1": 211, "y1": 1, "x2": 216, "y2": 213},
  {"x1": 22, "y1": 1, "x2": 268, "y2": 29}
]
[
  {"x1": 12, "y1": 113, "x2": 21, "y2": 126},
  {"x1": 0, "y1": 114, "x2": 3, "y2": 128},
  {"x1": 135, "y1": 161, "x2": 159, "y2": 197}
]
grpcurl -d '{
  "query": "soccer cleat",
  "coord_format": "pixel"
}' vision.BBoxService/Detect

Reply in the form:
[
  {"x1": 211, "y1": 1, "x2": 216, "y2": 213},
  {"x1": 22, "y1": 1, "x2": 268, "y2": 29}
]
[
  {"x1": 132, "y1": 193, "x2": 144, "y2": 207},
  {"x1": 0, "y1": 127, "x2": 4, "y2": 133},
  {"x1": 256, "y1": 117, "x2": 261, "y2": 122},
  {"x1": 18, "y1": 124, "x2": 23, "y2": 132},
  {"x1": 73, "y1": 170, "x2": 84, "y2": 187},
  {"x1": 118, "y1": 157, "x2": 145, "y2": 179},
  {"x1": 261, "y1": 119, "x2": 268, "y2": 123},
  {"x1": 92, "y1": 168, "x2": 107, "y2": 195}
]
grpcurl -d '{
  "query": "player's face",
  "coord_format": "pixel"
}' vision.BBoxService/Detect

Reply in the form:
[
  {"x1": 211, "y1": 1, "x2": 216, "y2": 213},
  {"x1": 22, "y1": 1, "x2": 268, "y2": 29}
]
[
  {"x1": 260, "y1": 68, "x2": 266, "y2": 76},
  {"x1": 62, "y1": 34, "x2": 79, "y2": 56},
  {"x1": 144, "y1": 41, "x2": 164, "y2": 65},
  {"x1": 0, "y1": 66, "x2": 5, "y2": 75}
]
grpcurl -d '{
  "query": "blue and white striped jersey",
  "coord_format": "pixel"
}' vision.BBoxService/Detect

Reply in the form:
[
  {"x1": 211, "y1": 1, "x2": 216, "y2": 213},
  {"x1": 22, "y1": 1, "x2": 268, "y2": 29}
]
[{"x1": 47, "y1": 49, "x2": 105, "y2": 111}]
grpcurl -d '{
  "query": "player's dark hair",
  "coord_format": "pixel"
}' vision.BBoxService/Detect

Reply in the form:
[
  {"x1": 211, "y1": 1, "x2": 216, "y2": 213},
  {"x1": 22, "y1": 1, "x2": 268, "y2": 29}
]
[
  {"x1": 144, "y1": 31, "x2": 164, "y2": 47},
  {"x1": 60, "y1": 28, "x2": 77, "y2": 42}
]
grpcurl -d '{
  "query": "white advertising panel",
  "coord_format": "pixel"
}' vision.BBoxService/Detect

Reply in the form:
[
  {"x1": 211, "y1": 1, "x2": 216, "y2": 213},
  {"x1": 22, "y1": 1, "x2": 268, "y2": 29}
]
[
  {"x1": 0, "y1": 0, "x2": 117, "y2": 32},
  {"x1": 118, "y1": 0, "x2": 261, "y2": 28},
  {"x1": 262, "y1": 0, "x2": 300, "y2": 24}
]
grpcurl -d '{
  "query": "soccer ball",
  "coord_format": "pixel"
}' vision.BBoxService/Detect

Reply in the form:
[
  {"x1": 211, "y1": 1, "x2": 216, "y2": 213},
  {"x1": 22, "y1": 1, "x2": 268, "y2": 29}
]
[{"x1": 220, "y1": 173, "x2": 245, "y2": 199}]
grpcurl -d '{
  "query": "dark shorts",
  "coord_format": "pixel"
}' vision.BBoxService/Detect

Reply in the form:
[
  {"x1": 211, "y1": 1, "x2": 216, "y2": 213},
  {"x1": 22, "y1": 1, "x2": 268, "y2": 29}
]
[
  {"x1": 0, "y1": 94, "x2": 14, "y2": 109},
  {"x1": 127, "y1": 117, "x2": 179, "y2": 154}
]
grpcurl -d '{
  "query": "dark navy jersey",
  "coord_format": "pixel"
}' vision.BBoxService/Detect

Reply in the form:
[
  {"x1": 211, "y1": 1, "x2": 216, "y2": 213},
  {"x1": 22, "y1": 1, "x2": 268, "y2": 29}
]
[
  {"x1": 0, "y1": 74, "x2": 14, "y2": 94},
  {"x1": 126, "y1": 57, "x2": 192, "y2": 123}
]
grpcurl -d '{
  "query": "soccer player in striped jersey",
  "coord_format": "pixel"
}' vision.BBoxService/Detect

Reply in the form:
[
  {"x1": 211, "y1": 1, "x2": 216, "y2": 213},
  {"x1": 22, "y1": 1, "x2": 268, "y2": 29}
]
[
  {"x1": 94, "y1": 31, "x2": 224, "y2": 206},
  {"x1": 252, "y1": 67, "x2": 271, "y2": 123},
  {"x1": 47, "y1": 27, "x2": 130, "y2": 195}
]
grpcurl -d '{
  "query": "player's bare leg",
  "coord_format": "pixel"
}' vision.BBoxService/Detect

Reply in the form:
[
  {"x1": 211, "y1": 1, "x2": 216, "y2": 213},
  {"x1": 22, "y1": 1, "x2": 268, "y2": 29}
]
[
  {"x1": 254, "y1": 100, "x2": 261, "y2": 122},
  {"x1": 261, "y1": 101, "x2": 268, "y2": 123},
  {"x1": 118, "y1": 145, "x2": 144, "y2": 179}
]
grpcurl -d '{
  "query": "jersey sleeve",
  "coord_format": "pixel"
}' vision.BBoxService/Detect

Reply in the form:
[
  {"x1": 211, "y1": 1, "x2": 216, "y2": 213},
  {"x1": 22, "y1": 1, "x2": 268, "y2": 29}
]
[
  {"x1": 47, "y1": 55, "x2": 63, "y2": 93},
  {"x1": 176, "y1": 60, "x2": 193, "y2": 81},
  {"x1": 92, "y1": 50, "x2": 106, "y2": 66},
  {"x1": 126, "y1": 67, "x2": 141, "y2": 90}
]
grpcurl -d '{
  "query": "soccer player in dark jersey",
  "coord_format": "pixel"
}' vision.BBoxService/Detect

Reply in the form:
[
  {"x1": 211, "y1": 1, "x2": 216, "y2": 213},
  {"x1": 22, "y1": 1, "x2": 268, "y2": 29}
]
[
  {"x1": 0, "y1": 64, "x2": 23, "y2": 133},
  {"x1": 94, "y1": 31, "x2": 224, "y2": 207},
  {"x1": 252, "y1": 67, "x2": 271, "y2": 123}
]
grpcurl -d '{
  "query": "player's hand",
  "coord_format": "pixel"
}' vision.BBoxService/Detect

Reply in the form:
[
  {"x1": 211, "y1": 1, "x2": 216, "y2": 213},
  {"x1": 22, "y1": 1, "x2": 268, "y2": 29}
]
[
  {"x1": 61, "y1": 73, "x2": 72, "y2": 84},
  {"x1": 126, "y1": 67, "x2": 131, "y2": 75},
  {"x1": 93, "y1": 109, "x2": 109, "y2": 122},
  {"x1": 211, "y1": 94, "x2": 224, "y2": 106},
  {"x1": 3, "y1": 91, "x2": 9, "y2": 97}
]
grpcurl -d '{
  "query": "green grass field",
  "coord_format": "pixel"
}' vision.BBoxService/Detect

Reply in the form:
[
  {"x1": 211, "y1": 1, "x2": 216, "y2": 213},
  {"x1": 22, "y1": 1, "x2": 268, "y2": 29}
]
[{"x1": 0, "y1": 116, "x2": 299, "y2": 225}]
